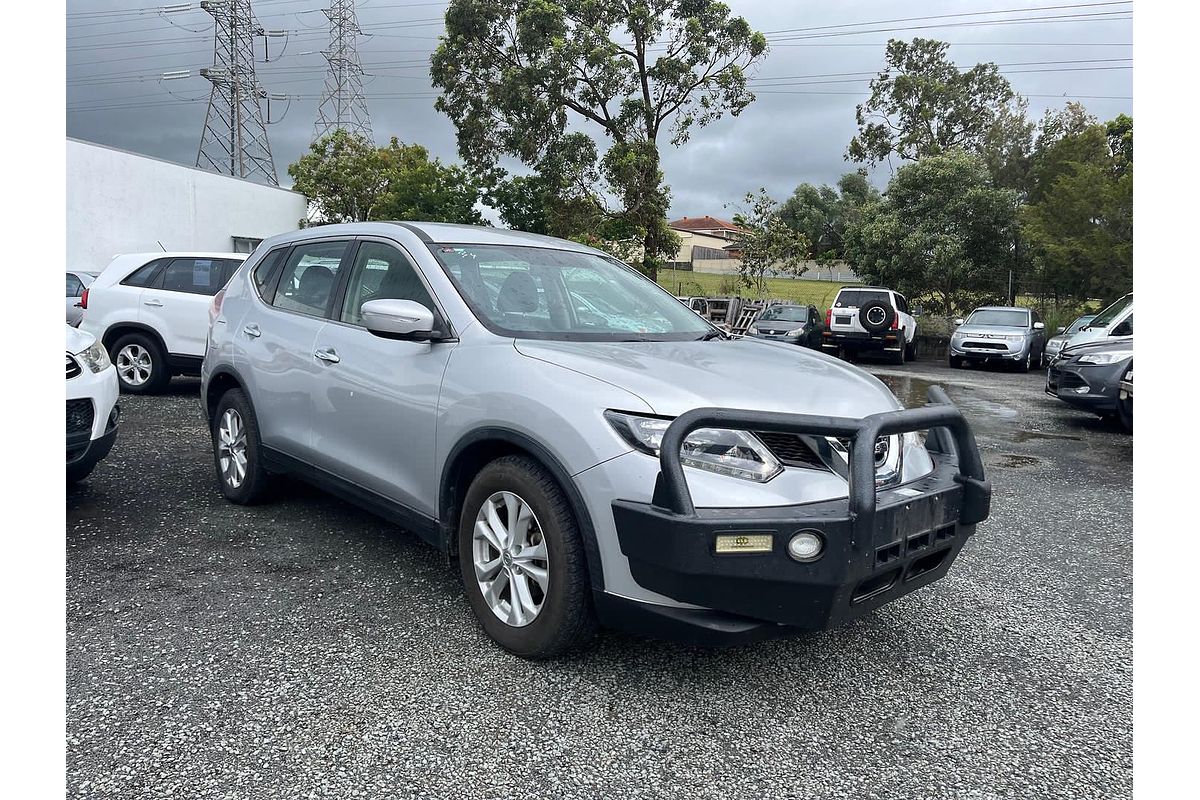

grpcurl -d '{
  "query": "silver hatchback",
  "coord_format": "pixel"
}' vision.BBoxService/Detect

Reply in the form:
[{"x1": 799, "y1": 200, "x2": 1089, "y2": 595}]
[{"x1": 202, "y1": 223, "x2": 991, "y2": 658}]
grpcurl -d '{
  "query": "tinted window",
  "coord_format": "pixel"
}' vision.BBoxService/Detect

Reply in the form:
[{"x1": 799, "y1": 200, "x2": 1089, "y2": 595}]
[
  {"x1": 1111, "y1": 313, "x2": 1132, "y2": 336},
  {"x1": 834, "y1": 289, "x2": 890, "y2": 308},
  {"x1": 270, "y1": 241, "x2": 349, "y2": 317},
  {"x1": 66, "y1": 273, "x2": 83, "y2": 297},
  {"x1": 253, "y1": 248, "x2": 287, "y2": 296},
  {"x1": 895, "y1": 294, "x2": 909, "y2": 313},
  {"x1": 160, "y1": 258, "x2": 241, "y2": 296},
  {"x1": 121, "y1": 259, "x2": 167, "y2": 288},
  {"x1": 340, "y1": 242, "x2": 434, "y2": 325}
]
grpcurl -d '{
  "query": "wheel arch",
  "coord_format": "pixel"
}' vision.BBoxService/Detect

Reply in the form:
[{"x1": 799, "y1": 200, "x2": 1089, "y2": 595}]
[
  {"x1": 204, "y1": 365, "x2": 254, "y2": 427},
  {"x1": 439, "y1": 427, "x2": 604, "y2": 590},
  {"x1": 101, "y1": 322, "x2": 168, "y2": 357}
]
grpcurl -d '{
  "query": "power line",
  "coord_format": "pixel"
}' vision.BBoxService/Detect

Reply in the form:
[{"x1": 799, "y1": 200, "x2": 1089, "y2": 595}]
[{"x1": 760, "y1": 1, "x2": 1131, "y2": 36}]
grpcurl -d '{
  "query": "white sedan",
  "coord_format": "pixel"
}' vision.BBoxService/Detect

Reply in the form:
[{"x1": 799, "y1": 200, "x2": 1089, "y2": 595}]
[{"x1": 66, "y1": 324, "x2": 119, "y2": 483}]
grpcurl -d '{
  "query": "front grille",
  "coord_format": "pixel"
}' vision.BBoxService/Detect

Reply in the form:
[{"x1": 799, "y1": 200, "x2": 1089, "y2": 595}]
[
  {"x1": 67, "y1": 398, "x2": 94, "y2": 436},
  {"x1": 66, "y1": 354, "x2": 82, "y2": 379},
  {"x1": 755, "y1": 431, "x2": 827, "y2": 469},
  {"x1": 1057, "y1": 372, "x2": 1086, "y2": 390}
]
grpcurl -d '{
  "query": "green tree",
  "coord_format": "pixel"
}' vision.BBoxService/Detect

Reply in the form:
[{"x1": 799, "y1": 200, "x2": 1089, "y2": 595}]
[
  {"x1": 431, "y1": 0, "x2": 768, "y2": 278},
  {"x1": 1021, "y1": 113, "x2": 1132, "y2": 300},
  {"x1": 288, "y1": 130, "x2": 485, "y2": 225},
  {"x1": 778, "y1": 171, "x2": 880, "y2": 267},
  {"x1": 731, "y1": 189, "x2": 812, "y2": 296},
  {"x1": 843, "y1": 150, "x2": 1019, "y2": 314},
  {"x1": 846, "y1": 38, "x2": 1023, "y2": 170}
]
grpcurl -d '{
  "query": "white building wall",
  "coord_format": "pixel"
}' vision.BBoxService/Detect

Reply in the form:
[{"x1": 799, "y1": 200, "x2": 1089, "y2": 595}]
[{"x1": 67, "y1": 138, "x2": 309, "y2": 269}]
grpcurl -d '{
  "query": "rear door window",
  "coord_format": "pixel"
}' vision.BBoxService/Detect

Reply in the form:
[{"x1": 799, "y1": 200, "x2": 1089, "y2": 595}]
[
  {"x1": 66, "y1": 273, "x2": 83, "y2": 297},
  {"x1": 159, "y1": 257, "x2": 242, "y2": 296},
  {"x1": 270, "y1": 241, "x2": 350, "y2": 318}
]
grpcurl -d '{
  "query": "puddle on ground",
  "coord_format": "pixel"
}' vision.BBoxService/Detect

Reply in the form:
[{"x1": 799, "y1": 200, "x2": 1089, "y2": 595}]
[
  {"x1": 996, "y1": 453, "x2": 1041, "y2": 468},
  {"x1": 1012, "y1": 429, "x2": 1082, "y2": 443},
  {"x1": 876, "y1": 374, "x2": 937, "y2": 408}
]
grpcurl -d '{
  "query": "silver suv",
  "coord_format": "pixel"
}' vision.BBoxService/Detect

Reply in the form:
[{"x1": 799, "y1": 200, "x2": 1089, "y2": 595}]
[{"x1": 202, "y1": 223, "x2": 991, "y2": 659}]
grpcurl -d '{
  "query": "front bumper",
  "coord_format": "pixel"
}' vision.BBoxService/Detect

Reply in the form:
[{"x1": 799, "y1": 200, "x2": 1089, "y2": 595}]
[
  {"x1": 608, "y1": 388, "x2": 990, "y2": 633},
  {"x1": 950, "y1": 338, "x2": 1027, "y2": 361},
  {"x1": 1045, "y1": 358, "x2": 1127, "y2": 413}
]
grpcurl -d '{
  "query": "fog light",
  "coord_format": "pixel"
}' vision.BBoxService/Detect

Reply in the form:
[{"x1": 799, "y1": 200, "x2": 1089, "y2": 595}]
[
  {"x1": 1074, "y1": 386, "x2": 1091, "y2": 394},
  {"x1": 788, "y1": 530, "x2": 824, "y2": 562}
]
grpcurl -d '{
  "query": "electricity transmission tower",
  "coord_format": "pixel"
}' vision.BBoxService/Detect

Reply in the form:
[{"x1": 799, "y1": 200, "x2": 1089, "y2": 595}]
[
  {"x1": 314, "y1": 0, "x2": 373, "y2": 141},
  {"x1": 196, "y1": 0, "x2": 278, "y2": 185}
]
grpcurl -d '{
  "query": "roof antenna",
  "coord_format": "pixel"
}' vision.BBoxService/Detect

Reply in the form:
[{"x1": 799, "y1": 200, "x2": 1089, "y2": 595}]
[{"x1": 156, "y1": 241, "x2": 167, "y2": 252}]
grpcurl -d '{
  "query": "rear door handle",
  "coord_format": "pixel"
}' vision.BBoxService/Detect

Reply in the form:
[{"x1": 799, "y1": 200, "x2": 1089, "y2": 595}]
[
  {"x1": 243, "y1": 324, "x2": 261, "y2": 338},
  {"x1": 143, "y1": 299, "x2": 163, "y2": 307},
  {"x1": 314, "y1": 347, "x2": 340, "y2": 364}
]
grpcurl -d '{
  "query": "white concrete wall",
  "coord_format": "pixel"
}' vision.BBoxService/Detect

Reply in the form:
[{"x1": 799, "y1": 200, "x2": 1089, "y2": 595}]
[{"x1": 67, "y1": 138, "x2": 309, "y2": 269}]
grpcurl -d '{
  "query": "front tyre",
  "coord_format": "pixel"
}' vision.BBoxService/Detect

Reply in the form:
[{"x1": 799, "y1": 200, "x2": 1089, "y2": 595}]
[
  {"x1": 458, "y1": 455, "x2": 596, "y2": 659},
  {"x1": 949, "y1": 355, "x2": 963, "y2": 369},
  {"x1": 211, "y1": 389, "x2": 271, "y2": 504}
]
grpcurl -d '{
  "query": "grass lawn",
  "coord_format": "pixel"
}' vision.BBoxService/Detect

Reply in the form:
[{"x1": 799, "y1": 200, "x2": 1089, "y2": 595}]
[{"x1": 657, "y1": 269, "x2": 859, "y2": 309}]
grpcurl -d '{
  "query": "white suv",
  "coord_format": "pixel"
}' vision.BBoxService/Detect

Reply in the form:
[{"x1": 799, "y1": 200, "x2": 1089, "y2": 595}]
[
  {"x1": 67, "y1": 324, "x2": 119, "y2": 484},
  {"x1": 820, "y1": 286, "x2": 918, "y2": 364},
  {"x1": 79, "y1": 252, "x2": 247, "y2": 393}
]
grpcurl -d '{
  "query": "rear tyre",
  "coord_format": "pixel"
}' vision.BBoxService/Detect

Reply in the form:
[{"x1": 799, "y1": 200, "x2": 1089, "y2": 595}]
[
  {"x1": 458, "y1": 455, "x2": 596, "y2": 659},
  {"x1": 890, "y1": 342, "x2": 906, "y2": 365},
  {"x1": 112, "y1": 333, "x2": 170, "y2": 394},
  {"x1": 212, "y1": 389, "x2": 271, "y2": 504},
  {"x1": 905, "y1": 338, "x2": 918, "y2": 361}
]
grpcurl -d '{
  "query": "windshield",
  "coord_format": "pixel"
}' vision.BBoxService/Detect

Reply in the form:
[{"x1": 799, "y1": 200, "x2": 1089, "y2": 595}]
[
  {"x1": 431, "y1": 244, "x2": 713, "y2": 341},
  {"x1": 834, "y1": 290, "x2": 889, "y2": 308},
  {"x1": 1065, "y1": 315, "x2": 1095, "y2": 335},
  {"x1": 759, "y1": 306, "x2": 807, "y2": 322},
  {"x1": 965, "y1": 309, "x2": 1030, "y2": 327},
  {"x1": 1088, "y1": 294, "x2": 1132, "y2": 328}
]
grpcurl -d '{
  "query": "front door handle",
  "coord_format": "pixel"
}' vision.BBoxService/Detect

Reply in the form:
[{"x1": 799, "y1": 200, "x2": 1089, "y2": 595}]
[
  {"x1": 314, "y1": 347, "x2": 340, "y2": 364},
  {"x1": 143, "y1": 299, "x2": 163, "y2": 307},
  {"x1": 243, "y1": 324, "x2": 261, "y2": 338}
]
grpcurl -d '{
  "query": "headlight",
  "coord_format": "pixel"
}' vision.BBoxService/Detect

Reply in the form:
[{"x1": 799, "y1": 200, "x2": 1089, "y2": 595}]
[
  {"x1": 785, "y1": 327, "x2": 805, "y2": 336},
  {"x1": 950, "y1": 331, "x2": 965, "y2": 341},
  {"x1": 75, "y1": 341, "x2": 111, "y2": 373},
  {"x1": 604, "y1": 411, "x2": 783, "y2": 483},
  {"x1": 1075, "y1": 351, "x2": 1132, "y2": 365},
  {"x1": 1005, "y1": 334, "x2": 1025, "y2": 342}
]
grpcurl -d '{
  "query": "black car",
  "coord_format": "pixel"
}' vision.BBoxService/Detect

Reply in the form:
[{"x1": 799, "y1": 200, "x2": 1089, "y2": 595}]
[
  {"x1": 748, "y1": 303, "x2": 823, "y2": 349},
  {"x1": 1046, "y1": 338, "x2": 1133, "y2": 431}
]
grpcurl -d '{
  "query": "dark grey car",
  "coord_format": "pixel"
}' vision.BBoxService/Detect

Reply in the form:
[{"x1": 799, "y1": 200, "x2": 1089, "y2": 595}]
[{"x1": 747, "y1": 303, "x2": 823, "y2": 349}]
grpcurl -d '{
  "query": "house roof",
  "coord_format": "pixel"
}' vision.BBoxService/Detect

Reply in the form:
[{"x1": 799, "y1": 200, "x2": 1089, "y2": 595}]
[{"x1": 668, "y1": 215, "x2": 745, "y2": 233}]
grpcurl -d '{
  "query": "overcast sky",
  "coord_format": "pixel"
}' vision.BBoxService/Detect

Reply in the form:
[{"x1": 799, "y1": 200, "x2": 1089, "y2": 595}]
[{"x1": 66, "y1": 0, "x2": 1133, "y2": 220}]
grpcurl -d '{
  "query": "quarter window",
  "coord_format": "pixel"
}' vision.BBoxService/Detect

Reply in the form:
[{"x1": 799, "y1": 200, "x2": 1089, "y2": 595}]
[
  {"x1": 340, "y1": 242, "x2": 435, "y2": 325},
  {"x1": 252, "y1": 248, "x2": 287, "y2": 296},
  {"x1": 270, "y1": 241, "x2": 349, "y2": 317},
  {"x1": 121, "y1": 259, "x2": 167, "y2": 288},
  {"x1": 66, "y1": 273, "x2": 83, "y2": 297}
]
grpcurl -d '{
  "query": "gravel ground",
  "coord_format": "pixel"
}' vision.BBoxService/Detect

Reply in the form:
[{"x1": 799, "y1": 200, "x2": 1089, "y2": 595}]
[{"x1": 66, "y1": 358, "x2": 1131, "y2": 799}]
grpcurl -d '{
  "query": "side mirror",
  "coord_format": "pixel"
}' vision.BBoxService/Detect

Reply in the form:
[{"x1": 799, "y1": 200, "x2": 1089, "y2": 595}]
[
  {"x1": 1033, "y1": 321, "x2": 1045, "y2": 330},
  {"x1": 361, "y1": 299, "x2": 440, "y2": 341},
  {"x1": 953, "y1": 318, "x2": 964, "y2": 327},
  {"x1": 1057, "y1": 326, "x2": 1066, "y2": 334}
]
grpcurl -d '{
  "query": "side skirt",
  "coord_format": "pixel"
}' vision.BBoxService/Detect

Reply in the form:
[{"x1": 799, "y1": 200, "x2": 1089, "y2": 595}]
[{"x1": 261, "y1": 446, "x2": 442, "y2": 548}]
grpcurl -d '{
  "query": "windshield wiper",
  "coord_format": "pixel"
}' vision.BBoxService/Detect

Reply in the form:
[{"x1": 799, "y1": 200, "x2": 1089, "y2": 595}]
[{"x1": 697, "y1": 329, "x2": 726, "y2": 341}]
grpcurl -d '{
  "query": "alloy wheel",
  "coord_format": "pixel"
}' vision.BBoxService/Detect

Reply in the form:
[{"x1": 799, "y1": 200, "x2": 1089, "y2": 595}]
[
  {"x1": 217, "y1": 408, "x2": 248, "y2": 488},
  {"x1": 116, "y1": 344, "x2": 152, "y2": 386},
  {"x1": 472, "y1": 490, "x2": 550, "y2": 627}
]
